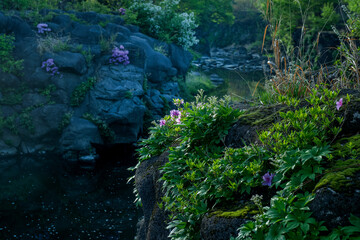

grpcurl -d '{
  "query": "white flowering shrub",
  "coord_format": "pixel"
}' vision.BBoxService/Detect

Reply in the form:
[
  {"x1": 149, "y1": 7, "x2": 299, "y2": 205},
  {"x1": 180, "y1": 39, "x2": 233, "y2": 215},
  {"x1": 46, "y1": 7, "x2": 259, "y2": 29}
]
[{"x1": 129, "y1": 0, "x2": 198, "y2": 49}]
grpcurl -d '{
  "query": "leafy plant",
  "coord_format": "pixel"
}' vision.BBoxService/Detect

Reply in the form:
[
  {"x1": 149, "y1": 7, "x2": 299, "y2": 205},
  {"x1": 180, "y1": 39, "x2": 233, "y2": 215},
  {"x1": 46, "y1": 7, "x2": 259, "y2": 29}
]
[
  {"x1": 0, "y1": 34, "x2": 24, "y2": 75},
  {"x1": 71, "y1": 77, "x2": 97, "y2": 107},
  {"x1": 82, "y1": 113, "x2": 116, "y2": 143},
  {"x1": 37, "y1": 34, "x2": 71, "y2": 54}
]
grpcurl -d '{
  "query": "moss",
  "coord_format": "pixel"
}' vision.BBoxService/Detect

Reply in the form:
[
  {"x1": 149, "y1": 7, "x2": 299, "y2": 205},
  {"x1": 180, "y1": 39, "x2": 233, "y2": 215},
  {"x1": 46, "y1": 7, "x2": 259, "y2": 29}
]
[
  {"x1": 332, "y1": 134, "x2": 360, "y2": 159},
  {"x1": 314, "y1": 158, "x2": 360, "y2": 193},
  {"x1": 210, "y1": 204, "x2": 258, "y2": 219}
]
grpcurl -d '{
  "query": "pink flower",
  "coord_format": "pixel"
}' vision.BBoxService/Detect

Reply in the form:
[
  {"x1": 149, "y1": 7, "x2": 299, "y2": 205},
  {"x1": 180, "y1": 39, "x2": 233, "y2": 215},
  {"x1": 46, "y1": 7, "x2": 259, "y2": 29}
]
[
  {"x1": 159, "y1": 119, "x2": 166, "y2": 127},
  {"x1": 336, "y1": 98, "x2": 343, "y2": 111},
  {"x1": 170, "y1": 109, "x2": 181, "y2": 118},
  {"x1": 175, "y1": 118, "x2": 181, "y2": 125},
  {"x1": 262, "y1": 172, "x2": 275, "y2": 187}
]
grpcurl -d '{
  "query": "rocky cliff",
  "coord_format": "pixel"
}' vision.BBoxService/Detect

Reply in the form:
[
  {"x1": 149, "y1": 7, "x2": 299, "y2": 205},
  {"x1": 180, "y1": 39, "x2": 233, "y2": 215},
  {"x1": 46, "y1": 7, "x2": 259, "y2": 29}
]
[{"x1": 0, "y1": 9, "x2": 192, "y2": 160}]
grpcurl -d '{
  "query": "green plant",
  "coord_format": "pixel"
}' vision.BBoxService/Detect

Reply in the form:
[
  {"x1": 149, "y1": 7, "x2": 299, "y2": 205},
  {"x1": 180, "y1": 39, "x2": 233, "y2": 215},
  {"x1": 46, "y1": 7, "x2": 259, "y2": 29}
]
[
  {"x1": 37, "y1": 34, "x2": 71, "y2": 54},
  {"x1": 99, "y1": 34, "x2": 116, "y2": 52},
  {"x1": 80, "y1": 47, "x2": 94, "y2": 66},
  {"x1": 68, "y1": 0, "x2": 110, "y2": 13},
  {"x1": 0, "y1": 85, "x2": 27, "y2": 105},
  {"x1": 39, "y1": 84, "x2": 56, "y2": 101},
  {"x1": 128, "y1": 0, "x2": 198, "y2": 49},
  {"x1": 82, "y1": 113, "x2": 116, "y2": 143},
  {"x1": 185, "y1": 72, "x2": 215, "y2": 97},
  {"x1": 135, "y1": 91, "x2": 242, "y2": 239},
  {"x1": 258, "y1": 87, "x2": 348, "y2": 154},
  {"x1": 71, "y1": 77, "x2": 97, "y2": 107},
  {"x1": 0, "y1": 0, "x2": 58, "y2": 10},
  {"x1": 58, "y1": 111, "x2": 73, "y2": 132},
  {"x1": 0, "y1": 34, "x2": 23, "y2": 75}
]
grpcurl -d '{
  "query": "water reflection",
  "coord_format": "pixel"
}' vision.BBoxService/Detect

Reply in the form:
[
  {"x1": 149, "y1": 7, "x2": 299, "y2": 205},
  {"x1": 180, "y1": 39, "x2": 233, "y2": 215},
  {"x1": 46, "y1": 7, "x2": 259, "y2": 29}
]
[
  {"x1": 0, "y1": 154, "x2": 140, "y2": 239},
  {"x1": 203, "y1": 69, "x2": 266, "y2": 101}
]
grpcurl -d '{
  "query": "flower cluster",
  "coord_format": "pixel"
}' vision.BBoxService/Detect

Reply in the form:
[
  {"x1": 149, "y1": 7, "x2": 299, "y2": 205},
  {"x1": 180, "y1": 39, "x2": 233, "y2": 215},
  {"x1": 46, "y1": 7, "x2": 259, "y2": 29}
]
[
  {"x1": 109, "y1": 45, "x2": 130, "y2": 65},
  {"x1": 173, "y1": 98, "x2": 184, "y2": 107},
  {"x1": 41, "y1": 59, "x2": 60, "y2": 76},
  {"x1": 118, "y1": 8, "x2": 126, "y2": 15},
  {"x1": 37, "y1": 23, "x2": 51, "y2": 34}
]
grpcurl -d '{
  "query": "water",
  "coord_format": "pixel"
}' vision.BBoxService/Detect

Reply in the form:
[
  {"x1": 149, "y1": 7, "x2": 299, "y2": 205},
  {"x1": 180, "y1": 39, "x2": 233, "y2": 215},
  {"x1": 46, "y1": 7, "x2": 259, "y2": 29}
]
[
  {"x1": 0, "y1": 154, "x2": 140, "y2": 240},
  {"x1": 205, "y1": 69, "x2": 266, "y2": 101}
]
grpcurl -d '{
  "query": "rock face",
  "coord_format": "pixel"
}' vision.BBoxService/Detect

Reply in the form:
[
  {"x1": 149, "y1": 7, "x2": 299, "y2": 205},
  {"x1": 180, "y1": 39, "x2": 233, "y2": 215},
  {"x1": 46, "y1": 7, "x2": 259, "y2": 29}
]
[{"x1": 0, "y1": 10, "x2": 192, "y2": 158}]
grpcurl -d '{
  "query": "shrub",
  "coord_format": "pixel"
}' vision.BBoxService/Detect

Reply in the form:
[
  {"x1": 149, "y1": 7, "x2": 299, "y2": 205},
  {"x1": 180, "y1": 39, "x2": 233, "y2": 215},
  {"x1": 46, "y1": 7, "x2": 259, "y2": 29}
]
[
  {"x1": 128, "y1": 0, "x2": 198, "y2": 49},
  {"x1": 71, "y1": 77, "x2": 97, "y2": 106}
]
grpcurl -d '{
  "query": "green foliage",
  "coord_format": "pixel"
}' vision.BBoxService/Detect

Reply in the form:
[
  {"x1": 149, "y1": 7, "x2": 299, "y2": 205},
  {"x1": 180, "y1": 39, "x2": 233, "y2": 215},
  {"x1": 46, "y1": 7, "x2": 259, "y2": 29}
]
[
  {"x1": 0, "y1": 34, "x2": 24, "y2": 75},
  {"x1": 67, "y1": 0, "x2": 110, "y2": 13},
  {"x1": 137, "y1": 87, "x2": 352, "y2": 240},
  {"x1": 58, "y1": 111, "x2": 73, "y2": 132},
  {"x1": 185, "y1": 72, "x2": 215, "y2": 98},
  {"x1": 258, "y1": 88, "x2": 346, "y2": 154},
  {"x1": 0, "y1": 0, "x2": 58, "y2": 10},
  {"x1": 82, "y1": 113, "x2": 116, "y2": 143},
  {"x1": 128, "y1": 0, "x2": 198, "y2": 49},
  {"x1": 136, "y1": 91, "x2": 242, "y2": 239},
  {"x1": 38, "y1": 84, "x2": 56, "y2": 101},
  {"x1": 80, "y1": 47, "x2": 94, "y2": 66},
  {"x1": 0, "y1": 85, "x2": 27, "y2": 105},
  {"x1": 71, "y1": 77, "x2": 97, "y2": 107},
  {"x1": 37, "y1": 34, "x2": 71, "y2": 55}
]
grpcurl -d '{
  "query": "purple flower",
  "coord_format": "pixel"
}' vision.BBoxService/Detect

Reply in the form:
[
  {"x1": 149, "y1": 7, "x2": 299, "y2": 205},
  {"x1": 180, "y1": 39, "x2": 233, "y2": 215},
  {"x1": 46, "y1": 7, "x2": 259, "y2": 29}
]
[
  {"x1": 118, "y1": 8, "x2": 126, "y2": 15},
  {"x1": 37, "y1": 23, "x2": 51, "y2": 34},
  {"x1": 159, "y1": 119, "x2": 166, "y2": 127},
  {"x1": 175, "y1": 118, "x2": 181, "y2": 125},
  {"x1": 262, "y1": 172, "x2": 275, "y2": 187},
  {"x1": 42, "y1": 59, "x2": 60, "y2": 76},
  {"x1": 336, "y1": 98, "x2": 343, "y2": 111},
  {"x1": 110, "y1": 46, "x2": 130, "y2": 66},
  {"x1": 170, "y1": 109, "x2": 181, "y2": 118}
]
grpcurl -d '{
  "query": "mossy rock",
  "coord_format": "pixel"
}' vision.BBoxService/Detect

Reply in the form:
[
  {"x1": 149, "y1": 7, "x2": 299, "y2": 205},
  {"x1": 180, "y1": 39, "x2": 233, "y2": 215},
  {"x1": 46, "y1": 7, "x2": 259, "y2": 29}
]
[
  {"x1": 314, "y1": 158, "x2": 360, "y2": 193},
  {"x1": 201, "y1": 204, "x2": 258, "y2": 240},
  {"x1": 332, "y1": 134, "x2": 360, "y2": 159},
  {"x1": 210, "y1": 204, "x2": 258, "y2": 219}
]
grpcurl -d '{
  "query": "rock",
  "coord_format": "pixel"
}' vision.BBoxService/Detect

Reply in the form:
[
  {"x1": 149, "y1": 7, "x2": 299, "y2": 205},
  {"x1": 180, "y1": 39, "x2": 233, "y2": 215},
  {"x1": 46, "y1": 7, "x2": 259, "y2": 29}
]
[
  {"x1": 169, "y1": 44, "x2": 193, "y2": 75},
  {"x1": 71, "y1": 24, "x2": 108, "y2": 44},
  {"x1": 28, "y1": 67, "x2": 52, "y2": 88},
  {"x1": 310, "y1": 186, "x2": 360, "y2": 230},
  {"x1": 200, "y1": 211, "x2": 250, "y2": 240},
  {"x1": 135, "y1": 152, "x2": 171, "y2": 240},
  {"x1": 210, "y1": 73, "x2": 224, "y2": 86},
  {"x1": 43, "y1": 51, "x2": 87, "y2": 75},
  {"x1": 60, "y1": 117, "x2": 103, "y2": 153},
  {"x1": 0, "y1": 72, "x2": 22, "y2": 88},
  {"x1": 129, "y1": 35, "x2": 177, "y2": 83}
]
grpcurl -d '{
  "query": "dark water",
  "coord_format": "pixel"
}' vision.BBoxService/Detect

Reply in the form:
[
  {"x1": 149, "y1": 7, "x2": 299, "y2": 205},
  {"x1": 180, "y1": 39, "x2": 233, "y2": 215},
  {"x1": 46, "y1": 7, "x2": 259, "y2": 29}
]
[{"x1": 0, "y1": 154, "x2": 140, "y2": 240}]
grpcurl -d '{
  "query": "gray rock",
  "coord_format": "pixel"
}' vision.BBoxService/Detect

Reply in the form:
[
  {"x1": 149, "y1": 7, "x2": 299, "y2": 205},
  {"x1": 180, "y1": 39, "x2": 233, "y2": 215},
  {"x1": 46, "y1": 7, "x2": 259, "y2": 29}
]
[
  {"x1": 135, "y1": 153, "x2": 171, "y2": 240},
  {"x1": 200, "y1": 213, "x2": 248, "y2": 240},
  {"x1": 28, "y1": 67, "x2": 52, "y2": 88},
  {"x1": 161, "y1": 82, "x2": 179, "y2": 96},
  {"x1": 71, "y1": 24, "x2": 108, "y2": 44},
  {"x1": 60, "y1": 117, "x2": 103, "y2": 153},
  {"x1": 43, "y1": 51, "x2": 87, "y2": 75}
]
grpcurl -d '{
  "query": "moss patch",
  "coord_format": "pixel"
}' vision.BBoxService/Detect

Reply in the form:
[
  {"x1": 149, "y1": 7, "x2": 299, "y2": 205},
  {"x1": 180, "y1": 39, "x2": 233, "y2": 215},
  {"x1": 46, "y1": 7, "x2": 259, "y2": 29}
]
[
  {"x1": 314, "y1": 158, "x2": 360, "y2": 193},
  {"x1": 332, "y1": 134, "x2": 360, "y2": 159},
  {"x1": 210, "y1": 204, "x2": 258, "y2": 219}
]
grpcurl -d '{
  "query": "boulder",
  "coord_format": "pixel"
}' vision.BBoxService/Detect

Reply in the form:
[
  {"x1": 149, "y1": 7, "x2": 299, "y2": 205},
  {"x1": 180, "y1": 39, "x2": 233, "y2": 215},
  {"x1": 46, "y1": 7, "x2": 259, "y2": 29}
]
[
  {"x1": 43, "y1": 51, "x2": 87, "y2": 75},
  {"x1": 135, "y1": 152, "x2": 171, "y2": 240},
  {"x1": 60, "y1": 117, "x2": 103, "y2": 153},
  {"x1": 169, "y1": 44, "x2": 193, "y2": 76},
  {"x1": 71, "y1": 24, "x2": 108, "y2": 44}
]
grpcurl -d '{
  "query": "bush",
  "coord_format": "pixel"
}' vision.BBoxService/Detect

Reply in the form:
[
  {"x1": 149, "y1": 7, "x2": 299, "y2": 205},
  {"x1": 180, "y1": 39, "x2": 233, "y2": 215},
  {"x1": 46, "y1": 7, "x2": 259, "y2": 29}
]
[{"x1": 128, "y1": 0, "x2": 198, "y2": 49}]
